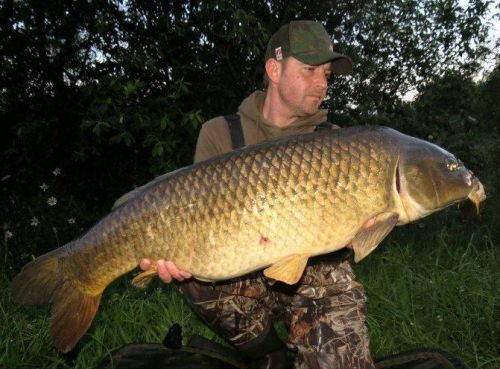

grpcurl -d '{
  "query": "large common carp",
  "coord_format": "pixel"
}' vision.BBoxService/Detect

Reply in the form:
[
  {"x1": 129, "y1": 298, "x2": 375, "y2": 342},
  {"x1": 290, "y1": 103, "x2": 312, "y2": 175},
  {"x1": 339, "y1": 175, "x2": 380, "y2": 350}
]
[{"x1": 11, "y1": 126, "x2": 485, "y2": 353}]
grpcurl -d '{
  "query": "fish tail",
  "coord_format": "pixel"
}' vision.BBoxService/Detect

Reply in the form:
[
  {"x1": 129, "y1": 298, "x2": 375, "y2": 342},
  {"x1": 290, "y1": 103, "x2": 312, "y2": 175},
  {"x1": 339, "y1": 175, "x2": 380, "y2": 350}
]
[{"x1": 11, "y1": 245, "x2": 102, "y2": 353}]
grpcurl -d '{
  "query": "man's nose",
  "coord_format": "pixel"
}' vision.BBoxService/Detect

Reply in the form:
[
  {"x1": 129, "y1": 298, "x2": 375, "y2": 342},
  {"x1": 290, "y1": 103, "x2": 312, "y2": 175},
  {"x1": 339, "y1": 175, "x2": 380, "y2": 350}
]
[{"x1": 314, "y1": 70, "x2": 328, "y2": 90}]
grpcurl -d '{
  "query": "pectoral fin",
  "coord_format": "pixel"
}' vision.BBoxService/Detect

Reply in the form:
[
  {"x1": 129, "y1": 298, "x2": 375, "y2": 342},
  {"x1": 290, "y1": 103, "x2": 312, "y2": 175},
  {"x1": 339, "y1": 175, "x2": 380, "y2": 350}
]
[
  {"x1": 263, "y1": 254, "x2": 309, "y2": 285},
  {"x1": 352, "y1": 212, "x2": 399, "y2": 263},
  {"x1": 131, "y1": 264, "x2": 158, "y2": 288}
]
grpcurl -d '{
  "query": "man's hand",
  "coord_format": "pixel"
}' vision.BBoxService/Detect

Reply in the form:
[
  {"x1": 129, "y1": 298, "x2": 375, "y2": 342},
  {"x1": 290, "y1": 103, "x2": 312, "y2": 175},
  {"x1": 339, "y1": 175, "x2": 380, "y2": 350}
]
[{"x1": 140, "y1": 258, "x2": 192, "y2": 283}]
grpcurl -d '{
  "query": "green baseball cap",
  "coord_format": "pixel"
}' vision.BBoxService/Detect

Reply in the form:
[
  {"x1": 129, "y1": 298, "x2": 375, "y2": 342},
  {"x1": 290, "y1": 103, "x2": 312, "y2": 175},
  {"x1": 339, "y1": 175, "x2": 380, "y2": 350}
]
[{"x1": 265, "y1": 20, "x2": 353, "y2": 75}]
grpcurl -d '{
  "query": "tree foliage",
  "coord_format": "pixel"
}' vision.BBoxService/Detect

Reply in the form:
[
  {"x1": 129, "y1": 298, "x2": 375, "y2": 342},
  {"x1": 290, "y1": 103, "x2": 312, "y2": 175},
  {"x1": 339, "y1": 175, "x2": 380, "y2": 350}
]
[{"x1": 0, "y1": 0, "x2": 497, "y2": 267}]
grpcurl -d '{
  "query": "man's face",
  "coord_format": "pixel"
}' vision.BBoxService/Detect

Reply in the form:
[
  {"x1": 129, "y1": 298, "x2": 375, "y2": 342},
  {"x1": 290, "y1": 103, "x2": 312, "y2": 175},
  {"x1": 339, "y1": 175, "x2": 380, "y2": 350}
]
[{"x1": 277, "y1": 57, "x2": 332, "y2": 117}]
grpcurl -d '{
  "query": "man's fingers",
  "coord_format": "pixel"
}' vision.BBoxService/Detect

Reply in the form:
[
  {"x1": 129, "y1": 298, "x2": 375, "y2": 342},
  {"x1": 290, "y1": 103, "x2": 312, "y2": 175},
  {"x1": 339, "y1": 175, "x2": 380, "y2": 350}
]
[
  {"x1": 179, "y1": 270, "x2": 192, "y2": 279},
  {"x1": 150, "y1": 259, "x2": 192, "y2": 283},
  {"x1": 157, "y1": 259, "x2": 173, "y2": 283},
  {"x1": 165, "y1": 260, "x2": 184, "y2": 281},
  {"x1": 139, "y1": 258, "x2": 152, "y2": 271},
  {"x1": 166, "y1": 262, "x2": 192, "y2": 280}
]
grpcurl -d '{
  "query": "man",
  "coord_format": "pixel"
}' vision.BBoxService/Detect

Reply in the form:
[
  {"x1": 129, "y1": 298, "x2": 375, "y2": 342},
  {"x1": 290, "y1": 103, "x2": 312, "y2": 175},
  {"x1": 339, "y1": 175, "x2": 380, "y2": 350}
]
[{"x1": 140, "y1": 21, "x2": 375, "y2": 369}]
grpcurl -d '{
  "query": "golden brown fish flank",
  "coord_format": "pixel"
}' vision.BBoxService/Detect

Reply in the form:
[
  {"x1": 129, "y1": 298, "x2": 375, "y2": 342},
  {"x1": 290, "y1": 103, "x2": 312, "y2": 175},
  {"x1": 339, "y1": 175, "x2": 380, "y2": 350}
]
[{"x1": 11, "y1": 126, "x2": 485, "y2": 352}]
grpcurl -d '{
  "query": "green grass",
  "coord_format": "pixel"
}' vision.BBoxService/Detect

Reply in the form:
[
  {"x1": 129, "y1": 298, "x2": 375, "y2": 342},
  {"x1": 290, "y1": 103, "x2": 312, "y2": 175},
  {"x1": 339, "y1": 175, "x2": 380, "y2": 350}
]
[
  {"x1": 1, "y1": 211, "x2": 498, "y2": 368},
  {"x1": 357, "y1": 223, "x2": 498, "y2": 368}
]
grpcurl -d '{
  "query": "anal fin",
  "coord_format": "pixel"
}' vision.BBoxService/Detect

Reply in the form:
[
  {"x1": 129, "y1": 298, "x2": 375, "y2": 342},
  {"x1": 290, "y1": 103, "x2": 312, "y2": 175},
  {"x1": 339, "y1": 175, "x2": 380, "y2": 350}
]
[
  {"x1": 263, "y1": 254, "x2": 309, "y2": 285},
  {"x1": 352, "y1": 212, "x2": 399, "y2": 263},
  {"x1": 131, "y1": 264, "x2": 158, "y2": 288}
]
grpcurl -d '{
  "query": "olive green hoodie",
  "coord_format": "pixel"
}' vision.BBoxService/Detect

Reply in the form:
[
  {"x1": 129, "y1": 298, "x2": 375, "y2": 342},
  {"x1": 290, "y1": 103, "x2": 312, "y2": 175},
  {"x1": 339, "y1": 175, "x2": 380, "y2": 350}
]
[{"x1": 194, "y1": 90, "x2": 335, "y2": 163}]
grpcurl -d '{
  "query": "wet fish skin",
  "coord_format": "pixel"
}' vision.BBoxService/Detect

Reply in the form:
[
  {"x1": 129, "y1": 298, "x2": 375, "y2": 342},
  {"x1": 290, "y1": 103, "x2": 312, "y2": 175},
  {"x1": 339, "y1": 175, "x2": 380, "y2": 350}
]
[{"x1": 10, "y1": 126, "x2": 485, "y2": 353}]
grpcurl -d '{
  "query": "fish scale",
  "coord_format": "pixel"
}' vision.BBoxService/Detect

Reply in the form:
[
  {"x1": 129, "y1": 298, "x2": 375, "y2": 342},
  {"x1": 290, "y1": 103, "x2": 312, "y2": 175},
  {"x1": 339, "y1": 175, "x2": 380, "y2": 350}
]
[{"x1": 157, "y1": 130, "x2": 385, "y2": 279}]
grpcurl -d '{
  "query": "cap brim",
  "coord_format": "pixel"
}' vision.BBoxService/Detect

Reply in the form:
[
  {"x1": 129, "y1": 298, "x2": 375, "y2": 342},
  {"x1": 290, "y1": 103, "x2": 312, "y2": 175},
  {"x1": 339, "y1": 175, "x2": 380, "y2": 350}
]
[
  {"x1": 295, "y1": 51, "x2": 353, "y2": 75},
  {"x1": 331, "y1": 55, "x2": 353, "y2": 75}
]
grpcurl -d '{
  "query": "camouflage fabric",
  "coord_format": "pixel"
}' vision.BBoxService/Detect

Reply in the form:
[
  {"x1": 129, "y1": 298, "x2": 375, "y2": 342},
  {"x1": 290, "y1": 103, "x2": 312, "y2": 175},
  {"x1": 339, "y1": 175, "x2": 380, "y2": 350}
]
[{"x1": 180, "y1": 249, "x2": 375, "y2": 369}]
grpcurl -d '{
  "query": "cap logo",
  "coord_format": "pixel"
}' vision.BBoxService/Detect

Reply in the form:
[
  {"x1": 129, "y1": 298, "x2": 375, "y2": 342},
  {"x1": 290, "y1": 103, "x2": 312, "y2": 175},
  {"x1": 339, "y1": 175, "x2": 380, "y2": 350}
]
[{"x1": 275, "y1": 46, "x2": 283, "y2": 61}]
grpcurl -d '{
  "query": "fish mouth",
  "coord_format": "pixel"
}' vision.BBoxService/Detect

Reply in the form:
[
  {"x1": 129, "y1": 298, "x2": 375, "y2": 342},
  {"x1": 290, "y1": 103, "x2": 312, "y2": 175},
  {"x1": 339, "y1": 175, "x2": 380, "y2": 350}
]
[{"x1": 468, "y1": 176, "x2": 486, "y2": 214}]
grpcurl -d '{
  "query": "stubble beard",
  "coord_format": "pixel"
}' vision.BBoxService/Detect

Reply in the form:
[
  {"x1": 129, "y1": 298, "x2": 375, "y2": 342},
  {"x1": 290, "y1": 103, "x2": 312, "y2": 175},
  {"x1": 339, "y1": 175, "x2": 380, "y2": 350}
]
[{"x1": 278, "y1": 86, "x2": 322, "y2": 119}]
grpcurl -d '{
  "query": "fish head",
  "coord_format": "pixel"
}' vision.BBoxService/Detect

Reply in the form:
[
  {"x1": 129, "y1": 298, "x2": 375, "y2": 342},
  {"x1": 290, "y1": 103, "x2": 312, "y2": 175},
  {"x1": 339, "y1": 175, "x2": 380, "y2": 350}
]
[{"x1": 396, "y1": 136, "x2": 486, "y2": 223}]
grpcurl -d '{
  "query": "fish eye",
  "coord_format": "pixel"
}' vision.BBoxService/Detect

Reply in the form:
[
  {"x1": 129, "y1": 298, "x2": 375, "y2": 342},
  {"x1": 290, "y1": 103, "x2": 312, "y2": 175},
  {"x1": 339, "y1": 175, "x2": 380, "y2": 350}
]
[{"x1": 446, "y1": 158, "x2": 461, "y2": 172}]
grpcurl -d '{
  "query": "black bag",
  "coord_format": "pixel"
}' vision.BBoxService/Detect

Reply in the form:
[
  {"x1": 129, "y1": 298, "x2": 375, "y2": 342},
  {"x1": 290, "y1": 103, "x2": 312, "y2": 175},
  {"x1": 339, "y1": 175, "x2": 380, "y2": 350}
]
[
  {"x1": 96, "y1": 324, "x2": 245, "y2": 369},
  {"x1": 97, "y1": 327, "x2": 471, "y2": 369}
]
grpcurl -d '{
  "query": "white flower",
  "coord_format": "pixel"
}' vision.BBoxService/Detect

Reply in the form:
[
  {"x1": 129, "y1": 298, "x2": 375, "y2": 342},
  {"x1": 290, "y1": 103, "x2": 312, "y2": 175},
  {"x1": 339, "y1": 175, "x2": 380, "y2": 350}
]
[
  {"x1": 68, "y1": 218, "x2": 76, "y2": 224},
  {"x1": 40, "y1": 183, "x2": 49, "y2": 191},
  {"x1": 47, "y1": 197, "x2": 57, "y2": 206},
  {"x1": 5, "y1": 230, "x2": 13, "y2": 239},
  {"x1": 52, "y1": 168, "x2": 61, "y2": 176},
  {"x1": 30, "y1": 217, "x2": 39, "y2": 227}
]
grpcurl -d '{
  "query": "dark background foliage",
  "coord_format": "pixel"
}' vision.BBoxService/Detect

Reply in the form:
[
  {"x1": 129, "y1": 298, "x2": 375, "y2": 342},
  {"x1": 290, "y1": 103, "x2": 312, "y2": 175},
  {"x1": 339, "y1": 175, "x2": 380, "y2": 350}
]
[{"x1": 0, "y1": 0, "x2": 498, "y2": 271}]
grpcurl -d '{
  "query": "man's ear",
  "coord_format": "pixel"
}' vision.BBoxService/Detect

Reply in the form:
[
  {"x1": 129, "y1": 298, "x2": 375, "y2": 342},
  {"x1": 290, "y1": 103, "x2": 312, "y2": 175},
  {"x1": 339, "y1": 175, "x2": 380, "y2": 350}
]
[{"x1": 265, "y1": 58, "x2": 282, "y2": 84}]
